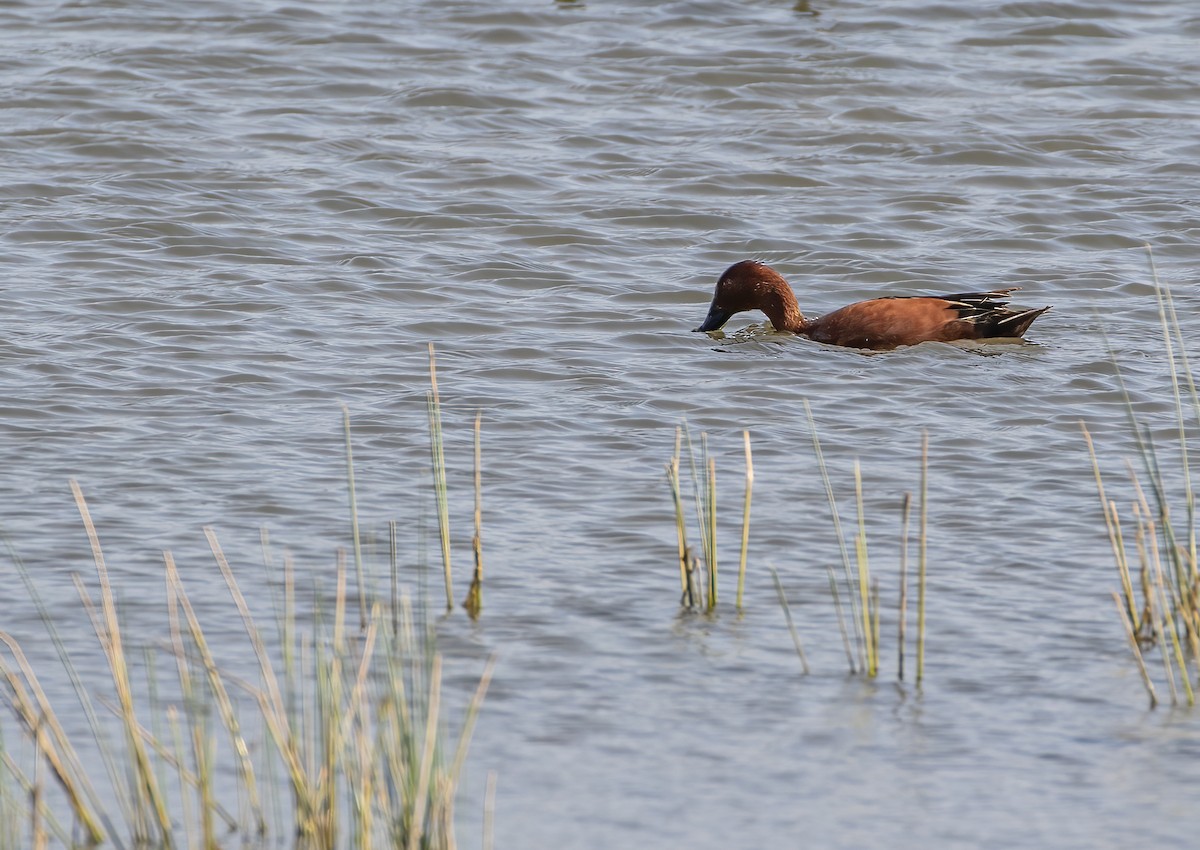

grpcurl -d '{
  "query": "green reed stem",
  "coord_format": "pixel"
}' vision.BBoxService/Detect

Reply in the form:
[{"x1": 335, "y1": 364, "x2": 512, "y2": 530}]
[{"x1": 770, "y1": 566, "x2": 810, "y2": 674}]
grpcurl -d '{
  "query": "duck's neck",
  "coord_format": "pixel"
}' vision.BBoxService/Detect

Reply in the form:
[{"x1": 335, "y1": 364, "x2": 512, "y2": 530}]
[{"x1": 762, "y1": 285, "x2": 807, "y2": 333}]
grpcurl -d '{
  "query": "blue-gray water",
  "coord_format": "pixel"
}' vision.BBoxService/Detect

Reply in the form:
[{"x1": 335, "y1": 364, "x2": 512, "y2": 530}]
[{"x1": 2, "y1": 0, "x2": 1199, "y2": 847}]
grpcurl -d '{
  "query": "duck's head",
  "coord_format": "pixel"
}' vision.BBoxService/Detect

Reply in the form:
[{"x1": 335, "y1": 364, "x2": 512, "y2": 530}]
[{"x1": 694, "y1": 260, "x2": 803, "y2": 333}]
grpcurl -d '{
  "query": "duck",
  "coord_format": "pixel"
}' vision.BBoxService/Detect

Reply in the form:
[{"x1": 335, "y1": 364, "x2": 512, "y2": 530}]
[{"x1": 694, "y1": 260, "x2": 1050, "y2": 350}]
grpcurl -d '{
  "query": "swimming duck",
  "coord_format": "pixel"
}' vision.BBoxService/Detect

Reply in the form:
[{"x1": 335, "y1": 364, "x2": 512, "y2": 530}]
[{"x1": 694, "y1": 260, "x2": 1050, "y2": 350}]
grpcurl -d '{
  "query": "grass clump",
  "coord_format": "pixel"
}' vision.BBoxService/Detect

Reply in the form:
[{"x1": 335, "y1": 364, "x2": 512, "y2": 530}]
[
  {"x1": 666, "y1": 424, "x2": 753, "y2": 613},
  {"x1": 800, "y1": 406, "x2": 929, "y2": 683},
  {"x1": 666, "y1": 414, "x2": 929, "y2": 684},
  {"x1": 1084, "y1": 248, "x2": 1200, "y2": 709},
  {"x1": 1, "y1": 391, "x2": 495, "y2": 848}
]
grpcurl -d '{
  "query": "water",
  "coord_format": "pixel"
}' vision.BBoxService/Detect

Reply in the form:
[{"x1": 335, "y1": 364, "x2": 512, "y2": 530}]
[{"x1": 3, "y1": 0, "x2": 1200, "y2": 846}]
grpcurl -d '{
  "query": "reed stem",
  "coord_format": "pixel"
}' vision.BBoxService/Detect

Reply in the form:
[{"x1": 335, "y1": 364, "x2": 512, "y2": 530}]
[
  {"x1": 804, "y1": 400, "x2": 865, "y2": 671},
  {"x1": 916, "y1": 432, "x2": 928, "y2": 687},
  {"x1": 427, "y1": 343, "x2": 455, "y2": 611},
  {"x1": 342, "y1": 404, "x2": 369, "y2": 631},
  {"x1": 770, "y1": 567, "x2": 810, "y2": 675},
  {"x1": 1112, "y1": 591, "x2": 1157, "y2": 708},
  {"x1": 898, "y1": 492, "x2": 912, "y2": 682},
  {"x1": 854, "y1": 460, "x2": 875, "y2": 677},
  {"x1": 464, "y1": 410, "x2": 484, "y2": 619},
  {"x1": 706, "y1": 454, "x2": 718, "y2": 611},
  {"x1": 736, "y1": 430, "x2": 753, "y2": 612}
]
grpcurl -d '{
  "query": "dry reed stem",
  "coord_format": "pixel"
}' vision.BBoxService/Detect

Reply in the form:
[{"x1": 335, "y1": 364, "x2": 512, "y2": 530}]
[
  {"x1": 164, "y1": 551, "x2": 215, "y2": 845},
  {"x1": 483, "y1": 770, "x2": 497, "y2": 850},
  {"x1": 0, "y1": 636, "x2": 105, "y2": 844},
  {"x1": 31, "y1": 726, "x2": 45, "y2": 850},
  {"x1": 428, "y1": 343, "x2": 455, "y2": 611},
  {"x1": 736, "y1": 430, "x2": 753, "y2": 612},
  {"x1": 1131, "y1": 470, "x2": 1195, "y2": 705},
  {"x1": 406, "y1": 654, "x2": 443, "y2": 850},
  {"x1": 3, "y1": 541, "x2": 124, "y2": 839},
  {"x1": 853, "y1": 460, "x2": 875, "y2": 677},
  {"x1": 0, "y1": 750, "x2": 69, "y2": 849},
  {"x1": 70, "y1": 480, "x2": 175, "y2": 848},
  {"x1": 1113, "y1": 591, "x2": 1157, "y2": 708},
  {"x1": 666, "y1": 430, "x2": 692, "y2": 605},
  {"x1": 1083, "y1": 422, "x2": 1141, "y2": 631},
  {"x1": 205, "y1": 527, "x2": 314, "y2": 825},
  {"x1": 164, "y1": 551, "x2": 265, "y2": 834}
]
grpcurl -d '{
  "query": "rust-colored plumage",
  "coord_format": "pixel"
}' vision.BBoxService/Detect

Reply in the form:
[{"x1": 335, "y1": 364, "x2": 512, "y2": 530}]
[{"x1": 694, "y1": 260, "x2": 1050, "y2": 350}]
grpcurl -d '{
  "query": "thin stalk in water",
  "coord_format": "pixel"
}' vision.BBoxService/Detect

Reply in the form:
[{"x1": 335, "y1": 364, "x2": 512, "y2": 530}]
[
  {"x1": 706, "y1": 453, "x2": 718, "y2": 611},
  {"x1": 770, "y1": 566, "x2": 810, "y2": 675},
  {"x1": 854, "y1": 460, "x2": 875, "y2": 677},
  {"x1": 1112, "y1": 591, "x2": 1157, "y2": 709},
  {"x1": 464, "y1": 410, "x2": 484, "y2": 619},
  {"x1": 666, "y1": 428, "x2": 695, "y2": 608},
  {"x1": 736, "y1": 430, "x2": 753, "y2": 613},
  {"x1": 342, "y1": 403, "x2": 369, "y2": 631},
  {"x1": 804, "y1": 399, "x2": 865, "y2": 671},
  {"x1": 898, "y1": 492, "x2": 911, "y2": 682},
  {"x1": 917, "y1": 432, "x2": 928, "y2": 687},
  {"x1": 427, "y1": 343, "x2": 454, "y2": 611}
]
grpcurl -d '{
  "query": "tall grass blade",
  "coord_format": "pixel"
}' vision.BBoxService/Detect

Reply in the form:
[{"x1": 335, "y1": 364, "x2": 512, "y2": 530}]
[{"x1": 70, "y1": 480, "x2": 175, "y2": 848}]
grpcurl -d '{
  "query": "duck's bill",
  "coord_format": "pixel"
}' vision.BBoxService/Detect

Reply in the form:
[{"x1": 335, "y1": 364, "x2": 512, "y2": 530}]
[{"x1": 694, "y1": 305, "x2": 730, "y2": 332}]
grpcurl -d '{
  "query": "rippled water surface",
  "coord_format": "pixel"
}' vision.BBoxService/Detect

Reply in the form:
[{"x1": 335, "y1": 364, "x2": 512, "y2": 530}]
[{"x1": 4, "y1": 0, "x2": 1200, "y2": 846}]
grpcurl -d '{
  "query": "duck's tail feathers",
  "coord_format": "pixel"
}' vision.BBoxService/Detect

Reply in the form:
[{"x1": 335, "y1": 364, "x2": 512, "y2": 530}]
[{"x1": 992, "y1": 305, "x2": 1051, "y2": 338}]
